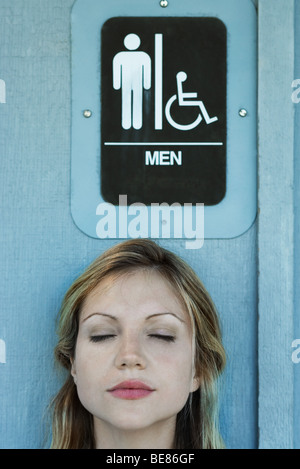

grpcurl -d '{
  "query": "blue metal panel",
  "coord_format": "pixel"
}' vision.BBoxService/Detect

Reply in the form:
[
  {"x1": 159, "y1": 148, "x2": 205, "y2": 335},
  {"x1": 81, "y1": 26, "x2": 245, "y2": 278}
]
[
  {"x1": 258, "y1": 0, "x2": 295, "y2": 449},
  {"x1": 0, "y1": 0, "x2": 258, "y2": 450},
  {"x1": 293, "y1": 0, "x2": 300, "y2": 450},
  {"x1": 71, "y1": 0, "x2": 257, "y2": 240}
]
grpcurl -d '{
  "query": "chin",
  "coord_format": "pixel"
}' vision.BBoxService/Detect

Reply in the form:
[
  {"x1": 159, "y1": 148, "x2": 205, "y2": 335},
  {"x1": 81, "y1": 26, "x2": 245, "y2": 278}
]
[
  {"x1": 111, "y1": 416, "x2": 155, "y2": 431},
  {"x1": 100, "y1": 410, "x2": 163, "y2": 433}
]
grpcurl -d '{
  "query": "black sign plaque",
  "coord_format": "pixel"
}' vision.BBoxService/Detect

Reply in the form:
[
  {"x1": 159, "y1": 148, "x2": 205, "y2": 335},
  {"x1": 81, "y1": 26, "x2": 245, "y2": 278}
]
[{"x1": 101, "y1": 17, "x2": 227, "y2": 206}]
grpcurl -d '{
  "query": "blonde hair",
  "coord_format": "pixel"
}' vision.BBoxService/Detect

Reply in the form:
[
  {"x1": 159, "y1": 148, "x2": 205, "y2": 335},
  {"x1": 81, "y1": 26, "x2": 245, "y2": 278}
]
[{"x1": 50, "y1": 239, "x2": 226, "y2": 449}]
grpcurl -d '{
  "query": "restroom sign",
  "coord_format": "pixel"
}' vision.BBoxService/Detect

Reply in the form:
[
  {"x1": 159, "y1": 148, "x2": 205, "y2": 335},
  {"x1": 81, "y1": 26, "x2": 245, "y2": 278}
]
[{"x1": 101, "y1": 17, "x2": 227, "y2": 206}]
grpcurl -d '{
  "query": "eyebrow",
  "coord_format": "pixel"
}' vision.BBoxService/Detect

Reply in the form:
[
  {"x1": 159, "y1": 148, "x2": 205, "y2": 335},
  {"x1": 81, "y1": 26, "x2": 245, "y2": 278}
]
[
  {"x1": 81, "y1": 312, "x2": 185, "y2": 324},
  {"x1": 146, "y1": 312, "x2": 185, "y2": 323},
  {"x1": 82, "y1": 312, "x2": 118, "y2": 323}
]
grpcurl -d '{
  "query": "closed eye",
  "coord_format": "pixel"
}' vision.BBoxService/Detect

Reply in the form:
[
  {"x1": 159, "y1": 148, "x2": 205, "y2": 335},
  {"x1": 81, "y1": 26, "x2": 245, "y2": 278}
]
[
  {"x1": 148, "y1": 334, "x2": 175, "y2": 343},
  {"x1": 90, "y1": 335, "x2": 116, "y2": 343}
]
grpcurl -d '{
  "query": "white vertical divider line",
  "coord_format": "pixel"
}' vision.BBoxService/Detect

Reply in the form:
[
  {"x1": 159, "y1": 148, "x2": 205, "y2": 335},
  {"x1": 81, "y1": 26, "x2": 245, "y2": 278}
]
[{"x1": 155, "y1": 34, "x2": 163, "y2": 130}]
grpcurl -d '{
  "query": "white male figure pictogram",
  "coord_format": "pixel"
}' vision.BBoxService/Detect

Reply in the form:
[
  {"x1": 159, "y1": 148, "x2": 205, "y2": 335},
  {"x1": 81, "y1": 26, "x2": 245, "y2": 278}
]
[{"x1": 113, "y1": 33, "x2": 151, "y2": 130}]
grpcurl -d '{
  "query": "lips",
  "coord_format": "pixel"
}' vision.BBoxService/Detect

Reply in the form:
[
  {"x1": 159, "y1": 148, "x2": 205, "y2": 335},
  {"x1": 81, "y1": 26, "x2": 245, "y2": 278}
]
[{"x1": 108, "y1": 380, "x2": 155, "y2": 400}]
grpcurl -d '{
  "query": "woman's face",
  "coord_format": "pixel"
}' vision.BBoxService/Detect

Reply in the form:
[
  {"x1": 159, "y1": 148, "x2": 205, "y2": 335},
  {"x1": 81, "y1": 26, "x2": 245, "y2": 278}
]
[{"x1": 71, "y1": 269, "x2": 199, "y2": 441}]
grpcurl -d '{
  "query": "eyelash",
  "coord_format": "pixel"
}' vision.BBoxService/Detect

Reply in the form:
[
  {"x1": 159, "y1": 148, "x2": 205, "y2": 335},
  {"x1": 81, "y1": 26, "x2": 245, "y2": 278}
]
[
  {"x1": 148, "y1": 334, "x2": 176, "y2": 343},
  {"x1": 89, "y1": 334, "x2": 175, "y2": 343},
  {"x1": 90, "y1": 335, "x2": 116, "y2": 343}
]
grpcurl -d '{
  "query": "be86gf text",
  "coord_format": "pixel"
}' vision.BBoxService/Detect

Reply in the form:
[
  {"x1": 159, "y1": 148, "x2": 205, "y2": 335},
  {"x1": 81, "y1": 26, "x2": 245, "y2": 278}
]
[{"x1": 150, "y1": 454, "x2": 194, "y2": 464}]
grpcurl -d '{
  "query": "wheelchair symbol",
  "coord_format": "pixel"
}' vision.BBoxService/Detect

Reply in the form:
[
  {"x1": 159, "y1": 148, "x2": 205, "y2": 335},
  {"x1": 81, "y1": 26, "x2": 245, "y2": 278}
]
[{"x1": 165, "y1": 71, "x2": 218, "y2": 131}]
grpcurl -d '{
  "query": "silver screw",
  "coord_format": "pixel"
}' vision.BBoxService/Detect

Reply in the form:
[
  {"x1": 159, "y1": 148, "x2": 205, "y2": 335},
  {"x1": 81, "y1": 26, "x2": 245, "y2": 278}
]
[
  {"x1": 83, "y1": 109, "x2": 92, "y2": 118},
  {"x1": 239, "y1": 108, "x2": 248, "y2": 117},
  {"x1": 160, "y1": 0, "x2": 168, "y2": 7}
]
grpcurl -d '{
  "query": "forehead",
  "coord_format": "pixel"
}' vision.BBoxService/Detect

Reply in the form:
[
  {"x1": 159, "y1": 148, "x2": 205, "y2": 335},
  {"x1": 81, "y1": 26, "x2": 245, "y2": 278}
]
[{"x1": 80, "y1": 269, "x2": 190, "y2": 324}]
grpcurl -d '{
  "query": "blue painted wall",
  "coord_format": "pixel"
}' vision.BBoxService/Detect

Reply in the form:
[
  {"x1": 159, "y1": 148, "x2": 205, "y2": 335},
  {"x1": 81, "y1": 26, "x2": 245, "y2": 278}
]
[
  {"x1": 1, "y1": 0, "x2": 296, "y2": 449},
  {"x1": 294, "y1": 0, "x2": 300, "y2": 450}
]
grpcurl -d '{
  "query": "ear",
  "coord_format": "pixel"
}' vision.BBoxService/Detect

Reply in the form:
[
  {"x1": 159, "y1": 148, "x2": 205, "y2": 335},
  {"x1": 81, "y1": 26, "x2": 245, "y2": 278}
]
[
  {"x1": 70, "y1": 357, "x2": 77, "y2": 384},
  {"x1": 190, "y1": 375, "x2": 201, "y2": 393}
]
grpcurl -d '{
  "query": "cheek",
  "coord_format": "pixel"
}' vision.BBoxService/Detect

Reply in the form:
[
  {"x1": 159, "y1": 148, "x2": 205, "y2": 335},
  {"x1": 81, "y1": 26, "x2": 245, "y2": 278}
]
[
  {"x1": 73, "y1": 349, "x2": 107, "y2": 415},
  {"x1": 157, "y1": 346, "x2": 194, "y2": 393},
  {"x1": 73, "y1": 342, "x2": 108, "y2": 390}
]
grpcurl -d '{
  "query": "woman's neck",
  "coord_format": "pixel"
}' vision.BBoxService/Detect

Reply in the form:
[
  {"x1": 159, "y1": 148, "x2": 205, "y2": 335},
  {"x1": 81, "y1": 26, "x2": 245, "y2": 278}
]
[{"x1": 93, "y1": 417, "x2": 176, "y2": 449}]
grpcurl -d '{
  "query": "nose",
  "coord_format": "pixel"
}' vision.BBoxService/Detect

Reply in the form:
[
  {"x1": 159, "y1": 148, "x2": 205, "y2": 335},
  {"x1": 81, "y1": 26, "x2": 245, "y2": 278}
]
[{"x1": 114, "y1": 333, "x2": 146, "y2": 370}]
